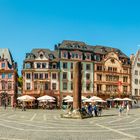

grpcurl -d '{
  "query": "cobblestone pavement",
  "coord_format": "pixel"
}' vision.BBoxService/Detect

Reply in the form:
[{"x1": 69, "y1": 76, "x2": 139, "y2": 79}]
[{"x1": 0, "y1": 108, "x2": 140, "y2": 140}]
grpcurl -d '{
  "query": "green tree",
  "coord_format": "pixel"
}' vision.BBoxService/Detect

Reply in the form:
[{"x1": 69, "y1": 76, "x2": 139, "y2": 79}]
[{"x1": 18, "y1": 76, "x2": 23, "y2": 88}]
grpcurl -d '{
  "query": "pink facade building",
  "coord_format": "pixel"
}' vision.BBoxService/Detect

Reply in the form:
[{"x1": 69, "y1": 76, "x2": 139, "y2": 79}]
[{"x1": 0, "y1": 49, "x2": 18, "y2": 106}]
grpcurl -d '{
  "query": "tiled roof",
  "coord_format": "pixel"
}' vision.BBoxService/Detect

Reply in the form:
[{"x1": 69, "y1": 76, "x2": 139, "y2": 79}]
[{"x1": 0, "y1": 48, "x2": 14, "y2": 64}]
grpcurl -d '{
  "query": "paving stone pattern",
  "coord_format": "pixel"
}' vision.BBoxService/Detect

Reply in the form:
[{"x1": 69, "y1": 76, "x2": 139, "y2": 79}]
[{"x1": 0, "y1": 108, "x2": 140, "y2": 140}]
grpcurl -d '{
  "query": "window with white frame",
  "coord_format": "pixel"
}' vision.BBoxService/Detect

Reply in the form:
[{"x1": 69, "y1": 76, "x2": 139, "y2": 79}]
[
  {"x1": 135, "y1": 79, "x2": 138, "y2": 85},
  {"x1": 86, "y1": 64, "x2": 91, "y2": 70},
  {"x1": 39, "y1": 73, "x2": 43, "y2": 79},
  {"x1": 37, "y1": 63, "x2": 41, "y2": 68},
  {"x1": 8, "y1": 73, "x2": 12, "y2": 79},
  {"x1": 52, "y1": 73, "x2": 57, "y2": 79},
  {"x1": 2, "y1": 73, "x2": 5, "y2": 79},
  {"x1": 63, "y1": 72, "x2": 67, "y2": 79},
  {"x1": 135, "y1": 70, "x2": 138, "y2": 75},
  {"x1": 63, "y1": 82, "x2": 67, "y2": 90},
  {"x1": 1, "y1": 63, "x2": 5, "y2": 68},
  {"x1": 26, "y1": 83, "x2": 31, "y2": 90},
  {"x1": 45, "y1": 73, "x2": 48, "y2": 79},
  {"x1": 34, "y1": 73, "x2": 38, "y2": 79},
  {"x1": 86, "y1": 73, "x2": 90, "y2": 80},
  {"x1": 8, "y1": 82, "x2": 12, "y2": 90},
  {"x1": 26, "y1": 73, "x2": 31, "y2": 79},
  {"x1": 63, "y1": 62, "x2": 67, "y2": 69},
  {"x1": 86, "y1": 83, "x2": 90, "y2": 91},
  {"x1": 52, "y1": 83, "x2": 57, "y2": 90},
  {"x1": 45, "y1": 83, "x2": 49, "y2": 90},
  {"x1": 42, "y1": 63, "x2": 46, "y2": 68}
]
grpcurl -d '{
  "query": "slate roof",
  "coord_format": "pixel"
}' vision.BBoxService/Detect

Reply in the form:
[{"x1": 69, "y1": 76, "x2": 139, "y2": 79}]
[
  {"x1": 0, "y1": 48, "x2": 14, "y2": 65},
  {"x1": 25, "y1": 48, "x2": 59, "y2": 60},
  {"x1": 57, "y1": 40, "x2": 129, "y2": 58},
  {"x1": 89, "y1": 45, "x2": 129, "y2": 58},
  {"x1": 57, "y1": 40, "x2": 93, "y2": 52}
]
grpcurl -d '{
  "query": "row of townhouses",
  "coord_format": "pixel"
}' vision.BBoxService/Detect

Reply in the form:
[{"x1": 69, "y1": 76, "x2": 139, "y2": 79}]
[{"x1": 0, "y1": 40, "x2": 140, "y2": 106}]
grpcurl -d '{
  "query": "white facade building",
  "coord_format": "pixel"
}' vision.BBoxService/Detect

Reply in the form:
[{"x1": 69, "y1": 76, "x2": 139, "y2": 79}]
[{"x1": 131, "y1": 50, "x2": 140, "y2": 99}]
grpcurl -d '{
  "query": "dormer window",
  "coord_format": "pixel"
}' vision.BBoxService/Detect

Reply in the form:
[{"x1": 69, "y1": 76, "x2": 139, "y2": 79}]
[
  {"x1": 75, "y1": 54, "x2": 78, "y2": 58},
  {"x1": 86, "y1": 54, "x2": 90, "y2": 60},
  {"x1": 52, "y1": 64, "x2": 56, "y2": 69},
  {"x1": 96, "y1": 55, "x2": 101, "y2": 61},
  {"x1": 101, "y1": 47, "x2": 105, "y2": 52},
  {"x1": 63, "y1": 52, "x2": 67, "y2": 58},
  {"x1": 38, "y1": 50, "x2": 44, "y2": 59},
  {"x1": 49, "y1": 54, "x2": 54, "y2": 60},
  {"x1": 25, "y1": 63, "x2": 31, "y2": 69},
  {"x1": 82, "y1": 46, "x2": 87, "y2": 49},
  {"x1": 40, "y1": 54, "x2": 43, "y2": 59},
  {"x1": 72, "y1": 53, "x2": 75, "y2": 58}
]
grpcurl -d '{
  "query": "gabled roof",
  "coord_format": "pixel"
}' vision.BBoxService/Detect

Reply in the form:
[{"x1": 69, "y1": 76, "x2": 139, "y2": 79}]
[
  {"x1": 132, "y1": 50, "x2": 140, "y2": 67},
  {"x1": 0, "y1": 48, "x2": 14, "y2": 65},
  {"x1": 25, "y1": 48, "x2": 59, "y2": 60}
]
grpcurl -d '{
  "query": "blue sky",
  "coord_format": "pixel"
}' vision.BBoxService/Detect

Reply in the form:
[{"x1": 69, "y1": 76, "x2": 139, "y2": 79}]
[{"x1": 0, "y1": 0, "x2": 140, "y2": 75}]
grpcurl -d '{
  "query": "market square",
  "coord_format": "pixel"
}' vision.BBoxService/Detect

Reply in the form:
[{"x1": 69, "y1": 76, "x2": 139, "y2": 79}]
[{"x1": 0, "y1": 107, "x2": 140, "y2": 140}]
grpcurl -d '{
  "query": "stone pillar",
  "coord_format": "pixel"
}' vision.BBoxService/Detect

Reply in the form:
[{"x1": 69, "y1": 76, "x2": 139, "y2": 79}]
[{"x1": 73, "y1": 62, "x2": 82, "y2": 110}]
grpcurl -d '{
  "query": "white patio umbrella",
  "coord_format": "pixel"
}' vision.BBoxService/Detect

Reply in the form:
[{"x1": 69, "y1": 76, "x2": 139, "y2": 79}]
[
  {"x1": 113, "y1": 98, "x2": 123, "y2": 101},
  {"x1": 48, "y1": 99, "x2": 56, "y2": 102},
  {"x1": 63, "y1": 96, "x2": 88, "y2": 101},
  {"x1": 83, "y1": 98, "x2": 95, "y2": 103},
  {"x1": 39, "y1": 99, "x2": 48, "y2": 102},
  {"x1": 17, "y1": 95, "x2": 35, "y2": 101},
  {"x1": 94, "y1": 99, "x2": 106, "y2": 103},
  {"x1": 82, "y1": 96, "x2": 88, "y2": 100},
  {"x1": 106, "y1": 98, "x2": 114, "y2": 101},
  {"x1": 63, "y1": 95, "x2": 73, "y2": 100},
  {"x1": 90, "y1": 96, "x2": 102, "y2": 100},
  {"x1": 37, "y1": 95, "x2": 55, "y2": 101},
  {"x1": 122, "y1": 98, "x2": 132, "y2": 101},
  {"x1": 64, "y1": 99, "x2": 73, "y2": 103}
]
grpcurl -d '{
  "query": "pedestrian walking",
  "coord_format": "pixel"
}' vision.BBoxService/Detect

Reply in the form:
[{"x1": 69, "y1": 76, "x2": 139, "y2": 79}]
[
  {"x1": 4, "y1": 102, "x2": 7, "y2": 110},
  {"x1": 88, "y1": 103, "x2": 93, "y2": 116},
  {"x1": 118, "y1": 104, "x2": 122, "y2": 116},
  {"x1": 22, "y1": 102, "x2": 26, "y2": 111},
  {"x1": 93, "y1": 104, "x2": 98, "y2": 117},
  {"x1": 126, "y1": 103, "x2": 130, "y2": 115},
  {"x1": 98, "y1": 105, "x2": 102, "y2": 117}
]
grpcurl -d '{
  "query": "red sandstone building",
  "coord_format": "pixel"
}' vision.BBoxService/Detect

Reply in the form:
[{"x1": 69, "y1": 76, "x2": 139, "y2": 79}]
[{"x1": 0, "y1": 49, "x2": 18, "y2": 106}]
